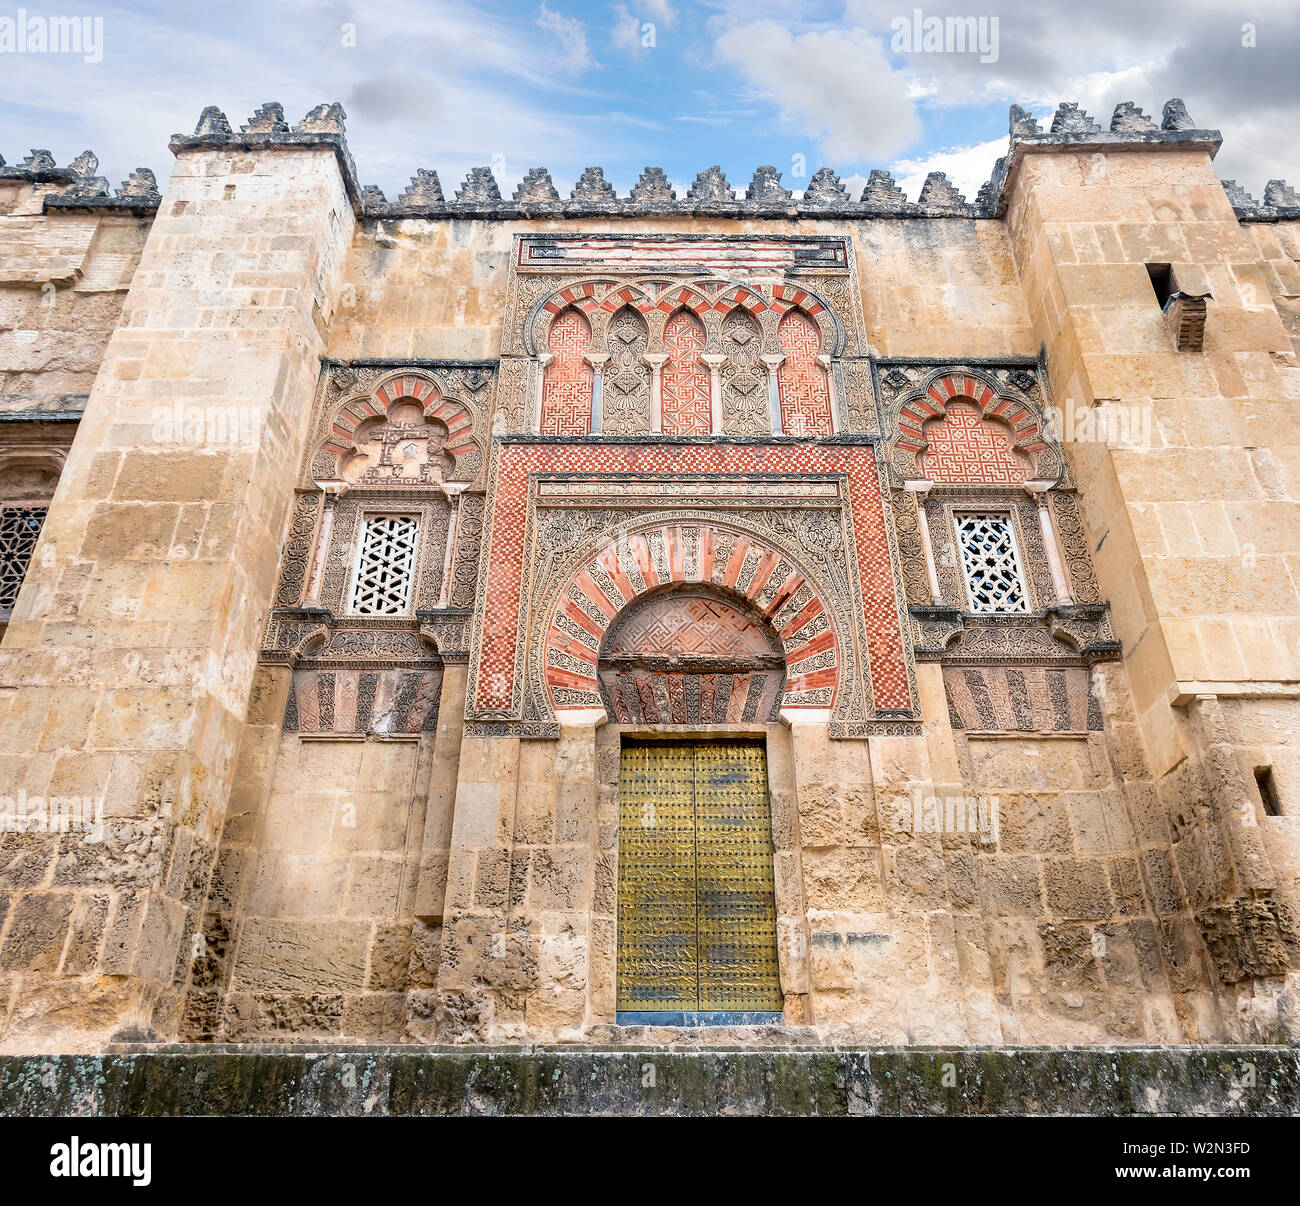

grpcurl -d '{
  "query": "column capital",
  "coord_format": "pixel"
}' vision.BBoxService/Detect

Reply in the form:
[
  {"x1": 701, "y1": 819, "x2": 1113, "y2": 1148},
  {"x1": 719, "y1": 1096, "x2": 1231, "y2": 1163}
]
[
  {"x1": 641, "y1": 353, "x2": 670, "y2": 369},
  {"x1": 584, "y1": 353, "x2": 611, "y2": 369},
  {"x1": 760, "y1": 353, "x2": 785, "y2": 371},
  {"x1": 903, "y1": 478, "x2": 934, "y2": 496},
  {"x1": 700, "y1": 353, "x2": 728, "y2": 369}
]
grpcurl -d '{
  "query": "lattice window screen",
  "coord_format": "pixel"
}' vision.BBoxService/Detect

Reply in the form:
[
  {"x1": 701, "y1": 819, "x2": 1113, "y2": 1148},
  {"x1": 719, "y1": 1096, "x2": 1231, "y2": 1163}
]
[
  {"x1": 955, "y1": 512, "x2": 1029, "y2": 614},
  {"x1": 0, "y1": 505, "x2": 47, "y2": 614},
  {"x1": 349, "y1": 515, "x2": 420, "y2": 615}
]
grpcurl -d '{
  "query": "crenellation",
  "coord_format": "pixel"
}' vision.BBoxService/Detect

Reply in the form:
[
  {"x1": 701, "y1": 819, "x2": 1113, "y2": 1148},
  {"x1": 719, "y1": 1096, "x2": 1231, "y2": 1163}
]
[
  {"x1": 1050, "y1": 102, "x2": 1103, "y2": 136},
  {"x1": 686, "y1": 164, "x2": 735, "y2": 204},
  {"x1": 1264, "y1": 179, "x2": 1300, "y2": 208},
  {"x1": 514, "y1": 166, "x2": 560, "y2": 203},
  {"x1": 743, "y1": 164, "x2": 788, "y2": 203},
  {"x1": 396, "y1": 168, "x2": 444, "y2": 208},
  {"x1": 570, "y1": 166, "x2": 616, "y2": 202},
  {"x1": 194, "y1": 105, "x2": 233, "y2": 138},
  {"x1": 1161, "y1": 97, "x2": 1196, "y2": 131},
  {"x1": 629, "y1": 165, "x2": 675, "y2": 202},
  {"x1": 862, "y1": 169, "x2": 906, "y2": 205},
  {"x1": 455, "y1": 166, "x2": 502, "y2": 205},
  {"x1": 1109, "y1": 102, "x2": 1157, "y2": 134},
  {"x1": 242, "y1": 101, "x2": 289, "y2": 135},
  {"x1": 801, "y1": 167, "x2": 850, "y2": 207},
  {"x1": 917, "y1": 171, "x2": 966, "y2": 209}
]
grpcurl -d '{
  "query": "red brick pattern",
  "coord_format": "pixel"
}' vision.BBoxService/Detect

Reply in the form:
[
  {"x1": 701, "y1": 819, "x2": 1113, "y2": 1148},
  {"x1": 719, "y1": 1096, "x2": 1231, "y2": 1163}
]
[
  {"x1": 896, "y1": 373, "x2": 1047, "y2": 479},
  {"x1": 319, "y1": 374, "x2": 477, "y2": 465},
  {"x1": 541, "y1": 308, "x2": 595, "y2": 435},
  {"x1": 919, "y1": 401, "x2": 1032, "y2": 484},
  {"x1": 475, "y1": 443, "x2": 910, "y2": 717},
  {"x1": 776, "y1": 309, "x2": 833, "y2": 436},
  {"x1": 661, "y1": 310, "x2": 711, "y2": 436}
]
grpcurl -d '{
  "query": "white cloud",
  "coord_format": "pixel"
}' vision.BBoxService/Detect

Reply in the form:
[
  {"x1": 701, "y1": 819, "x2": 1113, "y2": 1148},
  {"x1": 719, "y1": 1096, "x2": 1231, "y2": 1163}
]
[
  {"x1": 713, "y1": 21, "x2": 920, "y2": 163},
  {"x1": 536, "y1": 2, "x2": 595, "y2": 75},
  {"x1": 610, "y1": 3, "x2": 642, "y2": 54},
  {"x1": 889, "y1": 137, "x2": 1007, "y2": 202},
  {"x1": 642, "y1": 0, "x2": 679, "y2": 30},
  {"x1": 0, "y1": 0, "x2": 622, "y2": 195}
]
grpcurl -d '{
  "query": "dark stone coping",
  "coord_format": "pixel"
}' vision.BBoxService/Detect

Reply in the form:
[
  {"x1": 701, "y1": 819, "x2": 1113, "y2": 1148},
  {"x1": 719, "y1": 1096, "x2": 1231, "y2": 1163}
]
[
  {"x1": 1232, "y1": 203, "x2": 1300, "y2": 224},
  {"x1": 327, "y1": 357, "x2": 499, "y2": 369},
  {"x1": 43, "y1": 194, "x2": 160, "y2": 215},
  {"x1": 0, "y1": 410, "x2": 83, "y2": 424},
  {"x1": 1, "y1": 1046, "x2": 1295, "y2": 1117}
]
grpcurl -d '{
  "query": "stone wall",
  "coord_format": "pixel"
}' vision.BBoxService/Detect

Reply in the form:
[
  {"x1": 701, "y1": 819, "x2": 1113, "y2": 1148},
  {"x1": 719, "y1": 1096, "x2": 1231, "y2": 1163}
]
[
  {"x1": 1004, "y1": 145, "x2": 1300, "y2": 1041},
  {"x1": 0, "y1": 174, "x2": 152, "y2": 417},
  {"x1": 0, "y1": 137, "x2": 355, "y2": 1051}
]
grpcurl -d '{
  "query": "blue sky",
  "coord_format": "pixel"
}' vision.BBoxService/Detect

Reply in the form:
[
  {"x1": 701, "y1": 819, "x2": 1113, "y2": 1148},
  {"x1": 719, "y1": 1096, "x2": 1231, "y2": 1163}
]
[{"x1": 2, "y1": 0, "x2": 1297, "y2": 202}]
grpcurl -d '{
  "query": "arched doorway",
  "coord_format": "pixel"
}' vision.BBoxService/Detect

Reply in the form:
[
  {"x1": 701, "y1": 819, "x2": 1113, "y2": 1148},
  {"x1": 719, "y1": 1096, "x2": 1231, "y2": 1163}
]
[{"x1": 604, "y1": 586, "x2": 786, "y2": 1022}]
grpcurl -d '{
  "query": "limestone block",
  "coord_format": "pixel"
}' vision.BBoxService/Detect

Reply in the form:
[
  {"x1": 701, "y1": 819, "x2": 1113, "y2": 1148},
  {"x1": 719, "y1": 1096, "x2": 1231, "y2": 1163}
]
[
  {"x1": 801, "y1": 848, "x2": 884, "y2": 912},
  {"x1": 975, "y1": 854, "x2": 1044, "y2": 916},
  {"x1": 233, "y1": 917, "x2": 370, "y2": 994},
  {"x1": 0, "y1": 891, "x2": 73, "y2": 971}
]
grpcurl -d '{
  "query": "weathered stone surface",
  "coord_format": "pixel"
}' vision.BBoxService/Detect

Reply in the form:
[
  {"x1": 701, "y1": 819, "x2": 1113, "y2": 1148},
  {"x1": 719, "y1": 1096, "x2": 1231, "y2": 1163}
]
[{"x1": 0, "y1": 1047, "x2": 1295, "y2": 1116}]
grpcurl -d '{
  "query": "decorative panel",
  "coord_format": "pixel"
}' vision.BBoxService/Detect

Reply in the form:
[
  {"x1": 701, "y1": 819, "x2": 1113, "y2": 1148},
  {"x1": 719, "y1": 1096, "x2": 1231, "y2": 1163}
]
[
  {"x1": 920, "y1": 401, "x2": 1032, "y2": 485},
  {"x1": 944, "y1": 665, "x2": 1103, "y2": 733},
  {"x1": 470, "y1": 442, "x2": 922, "y2": 738},
  {"x1": 602, "y1": 306, "x2": 651, "y2": 434},
  {"x1": 661, "y1": 309, "x2": 711, "y2": 436},
  {"x1": 598, "y1": 588, "x2": 785, "y2": 724},
  {"x1": 955, "y1": 512, "x2": 1029, "y2": 614},
  {"x1": 0, "y1": 505, "x2": 46, "y2": 613},
  {"x1": 720, "y1": 308, "x2": 768, "y2": 436},
  {"x1": 349, "y1": 515, "x2": 420, "y2": 616},
  {"x1": 541, "y1": 307, "x2": 594, "y2": 435},
  {"x1": 285, "y1": 666, "x2": 442, "y2": 734},
  {"x1": 777, "y1": 308, "x2": 833, "y2": 436}
]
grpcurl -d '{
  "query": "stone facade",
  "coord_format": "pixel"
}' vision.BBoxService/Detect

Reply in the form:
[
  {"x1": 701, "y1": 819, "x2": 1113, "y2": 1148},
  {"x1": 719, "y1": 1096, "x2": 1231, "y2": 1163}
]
[{"x1": 1, "y1": 99, "x2": 1298, "y2": 1053}]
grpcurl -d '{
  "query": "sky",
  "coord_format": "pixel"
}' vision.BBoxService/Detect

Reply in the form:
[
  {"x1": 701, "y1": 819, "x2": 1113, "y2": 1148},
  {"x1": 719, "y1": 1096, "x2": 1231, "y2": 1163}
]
[{"x1": 1, "y1": 0, "x2": 1297, "y2": 204}]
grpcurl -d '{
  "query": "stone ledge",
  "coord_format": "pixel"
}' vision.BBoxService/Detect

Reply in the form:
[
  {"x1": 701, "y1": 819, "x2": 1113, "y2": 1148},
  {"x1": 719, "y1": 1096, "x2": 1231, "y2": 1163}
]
[{"x1": 1, "y1": 1046, "x2": 1295, "y2": 1117}]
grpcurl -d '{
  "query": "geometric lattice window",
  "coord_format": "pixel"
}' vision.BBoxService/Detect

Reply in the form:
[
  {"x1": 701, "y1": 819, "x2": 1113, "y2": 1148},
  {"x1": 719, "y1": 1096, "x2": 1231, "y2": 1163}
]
[
  {"x1": 0, "y1": 505, "x2": 47, "y2": 614},
  {"x1": 349, "y1": 515, "x2": 419, "y2": 615},
  {"x1": 954, "y1": 512, "x2": 1029, "y2": 614}
]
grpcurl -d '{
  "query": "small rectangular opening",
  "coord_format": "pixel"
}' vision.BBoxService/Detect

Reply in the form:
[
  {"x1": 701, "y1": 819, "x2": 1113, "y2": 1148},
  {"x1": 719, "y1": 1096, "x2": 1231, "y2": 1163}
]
[
  {"x1": 1147, "y1": 263, "x2": 1174, "y2": 310},
  {"x1": 1254, "y1": 766, "x2": 1282, "y2": 817}
]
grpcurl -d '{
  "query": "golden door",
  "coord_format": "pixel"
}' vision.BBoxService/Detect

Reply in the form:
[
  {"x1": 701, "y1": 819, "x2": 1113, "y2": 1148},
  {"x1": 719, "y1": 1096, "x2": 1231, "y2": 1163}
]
[{"x1": 616, "y1": 739, "x2": 784, "y2": 1014}]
